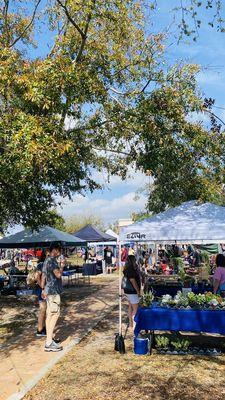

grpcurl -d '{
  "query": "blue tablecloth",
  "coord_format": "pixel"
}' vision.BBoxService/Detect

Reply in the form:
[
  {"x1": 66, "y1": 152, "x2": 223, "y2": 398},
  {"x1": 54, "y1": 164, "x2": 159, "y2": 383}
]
[
  {"x1": 82, "y1": 263, "x2": 97, "y2": 276},
  {"x1": 134, "y1": 306, "x2": 225, "y2": 336}
]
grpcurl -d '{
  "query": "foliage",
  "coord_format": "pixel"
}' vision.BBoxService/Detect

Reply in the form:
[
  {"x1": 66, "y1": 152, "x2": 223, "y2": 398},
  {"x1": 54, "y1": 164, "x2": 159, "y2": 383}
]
[
  {"x1": 0, "y1": 0, "x2": 160, "y2": 229},
  {"x1": 155, "y1": 335, "x2": 170, "y2": 349},
  {"x1": 172, "y1": 257, "x2": 185, "y2": 274},
  {"x1": 150, "y1": 0, "x2": 225, "y2": 40},
  {"x1": 0, "y1": 1, "x2": 224, "y2": 230},
  {"x1": 131, "y1": 211, "x2": 152, "y2": 222},
  {"x1": 201, "y1": 250, "x2": 211, "y2": 273},
  {"x1": 171, "y1": 338, "x2": 191, "y2": 351},
  {"x1": 65, "y1": 214, "x2": 105, "y2": 234},
  {"x1": 160, "y1": 291, "x2": 225, "y2": 309},
  {"x1": 139, "y1": 291, "x2": 154, "y2": 307},
  {"x1": 46, "y1": 210, "x2": 66, "y2": 231}
]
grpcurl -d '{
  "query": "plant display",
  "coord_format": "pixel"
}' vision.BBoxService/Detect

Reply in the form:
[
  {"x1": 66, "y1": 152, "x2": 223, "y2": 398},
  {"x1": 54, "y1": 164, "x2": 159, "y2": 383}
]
[
  {"x1": 171, "y1": 339, "x2": 191, "y2": 351},
  {"x1": 139, "y1": 292, "x2": 154, "y2": 308},
  {"x1": 160, "y1": 291, "x2": 225, "y2": 310},
  {"x1": 155, "y1": 336, "x2": 170, "y2": 349}
]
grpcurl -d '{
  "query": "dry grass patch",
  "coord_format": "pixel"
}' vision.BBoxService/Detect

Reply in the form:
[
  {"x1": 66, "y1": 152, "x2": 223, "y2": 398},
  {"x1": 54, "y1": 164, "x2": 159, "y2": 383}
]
[{"x1": 24, "y1": 311, "x2": 225, "y2": 400}]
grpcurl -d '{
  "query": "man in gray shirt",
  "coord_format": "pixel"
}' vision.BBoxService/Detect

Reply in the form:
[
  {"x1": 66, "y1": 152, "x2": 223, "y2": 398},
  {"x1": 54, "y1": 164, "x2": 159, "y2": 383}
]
[{"x1": 42, "y1": 243, "x2": 64, "y2": 352}]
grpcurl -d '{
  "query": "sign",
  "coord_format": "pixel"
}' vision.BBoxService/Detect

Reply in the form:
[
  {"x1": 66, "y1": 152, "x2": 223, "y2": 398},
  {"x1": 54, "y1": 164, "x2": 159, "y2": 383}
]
[{"x1": 127, "y1": 232, "x2": 146, "y2": 240}]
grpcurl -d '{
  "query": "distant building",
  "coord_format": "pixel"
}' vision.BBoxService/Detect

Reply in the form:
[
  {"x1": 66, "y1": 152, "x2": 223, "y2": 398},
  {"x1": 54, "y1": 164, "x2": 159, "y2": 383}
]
[{"x1": 118, "y1": 218, "x2": 133, "y2": 229}]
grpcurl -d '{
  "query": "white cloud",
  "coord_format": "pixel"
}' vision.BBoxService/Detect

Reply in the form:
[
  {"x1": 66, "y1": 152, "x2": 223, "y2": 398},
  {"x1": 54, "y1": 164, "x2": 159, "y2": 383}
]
[
  {"x1": 197, "y1": 70, "x2": 225, "y2": 86},
  {"x1": 58, "y1": 191, "x2": 146, "y2": 223},
  {"x1": 91, "y1": 167, "x2": 148, "y2": 189}
]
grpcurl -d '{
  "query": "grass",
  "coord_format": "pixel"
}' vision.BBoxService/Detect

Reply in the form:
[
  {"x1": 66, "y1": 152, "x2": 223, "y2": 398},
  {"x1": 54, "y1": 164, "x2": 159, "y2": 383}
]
[{"x1": 24, "y1": 310, "x2": 225, "y2": 400}]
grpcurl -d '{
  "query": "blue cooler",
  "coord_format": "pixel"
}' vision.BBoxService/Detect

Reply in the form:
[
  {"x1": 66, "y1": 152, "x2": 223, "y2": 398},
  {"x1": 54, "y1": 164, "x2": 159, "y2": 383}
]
[{"x1": 134, "y1": 336, "x2": 149, "y2": 355}]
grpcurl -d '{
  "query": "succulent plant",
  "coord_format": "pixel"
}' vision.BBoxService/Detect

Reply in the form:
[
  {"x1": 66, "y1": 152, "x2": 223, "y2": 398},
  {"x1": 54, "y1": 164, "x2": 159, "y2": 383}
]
[{"x1": 139, "y1": 291, "x2": 154, "y2": 307}]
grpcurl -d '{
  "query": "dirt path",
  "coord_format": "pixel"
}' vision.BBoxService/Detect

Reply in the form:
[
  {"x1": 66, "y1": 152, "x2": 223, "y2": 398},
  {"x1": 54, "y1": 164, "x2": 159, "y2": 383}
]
[
  {"x1": 0, "y1": 277, "x2": 118, "y2": 400},
  {"x1": 24, "y1": 310, "x2": 225, "y2": 400}
]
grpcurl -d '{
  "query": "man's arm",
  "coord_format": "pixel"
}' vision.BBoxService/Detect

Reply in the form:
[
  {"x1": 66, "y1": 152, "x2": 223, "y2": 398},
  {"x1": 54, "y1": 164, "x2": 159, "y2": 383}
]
[
  {"x1": 53, "y1": 268, "x2": 63, "y2": 279},
  {"x1": 40, "y1": 273, "x2": 46, "y2": 290},
  {"x1": 213, "y1": 279, "x2": 220, "y2": 294}
]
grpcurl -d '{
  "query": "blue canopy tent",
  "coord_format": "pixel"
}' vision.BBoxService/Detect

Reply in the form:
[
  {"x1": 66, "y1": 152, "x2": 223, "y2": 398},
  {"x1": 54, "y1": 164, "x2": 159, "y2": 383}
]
[
  {"x1": 73, "y1": 224, "x2": 115, "y2": 243},
  {"x1": 0, "y1": 226, "x2": 86, "y2": 248}
]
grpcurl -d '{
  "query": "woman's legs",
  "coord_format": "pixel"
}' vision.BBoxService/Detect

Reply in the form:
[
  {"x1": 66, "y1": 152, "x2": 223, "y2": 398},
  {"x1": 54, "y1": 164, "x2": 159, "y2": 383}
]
[
  {"x1": 131, "y1": 303, "x2": 139, "y2": 328},
  {"x1": 37, "y1": 301, "x2": 47, "y2": 332},
  {"x1": 128, "y1": 302, "x2": 133, "y2": 327}
]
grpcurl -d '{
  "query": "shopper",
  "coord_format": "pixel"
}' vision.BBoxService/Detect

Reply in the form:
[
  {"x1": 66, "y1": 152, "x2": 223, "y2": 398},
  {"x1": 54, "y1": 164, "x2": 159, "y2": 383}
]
[
  {"x1": 42, "y1": 243, "x2": 64, "y2": 352},
  {"x1": 121, "y1": 246, "x2": 128, "y2": 266},
  {"x1": 123, "y1": 255, "x2": 141, "y2": 328},
  {"x1": 213, "y1": 253, "x2": 225, "y2": 295}
]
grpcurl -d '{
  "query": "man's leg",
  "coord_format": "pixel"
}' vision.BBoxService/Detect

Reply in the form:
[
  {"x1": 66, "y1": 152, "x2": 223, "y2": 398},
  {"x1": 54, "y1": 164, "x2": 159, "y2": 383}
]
[
  {"x1": 46, "y1": 295, "x2": 60, "y2": 346},
  {"x1": 37, "y1": 300, "x2": 47, "y2": 332}
]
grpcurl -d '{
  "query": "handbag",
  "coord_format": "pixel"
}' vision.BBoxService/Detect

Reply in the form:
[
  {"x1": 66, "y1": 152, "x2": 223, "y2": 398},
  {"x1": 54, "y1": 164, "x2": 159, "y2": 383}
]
[{"x1": 121, "y1": 276, "x2": 135, "y2": 292}]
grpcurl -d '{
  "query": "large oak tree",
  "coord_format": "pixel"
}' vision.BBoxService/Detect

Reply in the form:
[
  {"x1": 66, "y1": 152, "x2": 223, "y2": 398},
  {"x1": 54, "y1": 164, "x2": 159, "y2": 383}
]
[{"x1": 0, "y1": 0, "x2": 224, "y2": 230}]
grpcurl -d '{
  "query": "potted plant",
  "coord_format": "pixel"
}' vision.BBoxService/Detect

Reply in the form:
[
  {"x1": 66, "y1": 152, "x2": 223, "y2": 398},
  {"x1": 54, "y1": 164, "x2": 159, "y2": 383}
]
[
  {"x1": 171, "y1": 338, "x2": 191, "y2": 354},
  {"x1": 155, "y1": 335, "x2": 170, "y2": 353},
  {"x1": 139, "y1": 291, "x2": 154, "y2": 308}
]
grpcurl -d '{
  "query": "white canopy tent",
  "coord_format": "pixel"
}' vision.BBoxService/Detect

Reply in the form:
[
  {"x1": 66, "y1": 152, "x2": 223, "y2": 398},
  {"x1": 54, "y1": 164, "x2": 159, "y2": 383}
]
[
  {"x1": 117, "y1": 201, "x2": 225, "y2": 345},
  {"x1": 119, "y1": 201, "x2": 225, "y2": 244}
]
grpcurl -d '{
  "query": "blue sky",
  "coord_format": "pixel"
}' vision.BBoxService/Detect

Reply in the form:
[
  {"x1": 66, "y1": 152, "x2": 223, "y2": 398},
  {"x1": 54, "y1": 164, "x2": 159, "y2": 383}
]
[{"x1": 14, "y1": 1, "x2": 225, "y2": 227}]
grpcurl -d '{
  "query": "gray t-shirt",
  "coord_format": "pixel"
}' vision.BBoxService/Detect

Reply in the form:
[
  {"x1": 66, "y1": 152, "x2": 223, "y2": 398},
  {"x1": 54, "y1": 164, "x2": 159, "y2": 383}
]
[{"x1": 42, "y1": 256, "x2": 62, "y2": 295}]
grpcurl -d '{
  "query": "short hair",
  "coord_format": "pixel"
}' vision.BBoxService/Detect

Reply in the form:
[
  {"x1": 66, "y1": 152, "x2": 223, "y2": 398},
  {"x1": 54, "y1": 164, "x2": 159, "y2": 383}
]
[{"x1": 49, "y1": 242, "x2": 62, "y2": 253}]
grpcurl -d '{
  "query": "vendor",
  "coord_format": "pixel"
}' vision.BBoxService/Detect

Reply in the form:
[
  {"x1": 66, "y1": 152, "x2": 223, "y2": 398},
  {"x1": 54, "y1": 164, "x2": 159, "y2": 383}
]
[{"x1": 213, "y1": 254, "x2": 225, "y2": 295}]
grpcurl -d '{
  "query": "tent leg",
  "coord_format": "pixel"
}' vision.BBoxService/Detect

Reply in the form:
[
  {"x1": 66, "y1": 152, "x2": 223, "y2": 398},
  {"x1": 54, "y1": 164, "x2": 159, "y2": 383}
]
[
  {"x1": 118, "y1": 241, "x2": 122, "y2": 336},
  {"x1": 154, "y1": 243, "x2": 158, "y2": 264}
]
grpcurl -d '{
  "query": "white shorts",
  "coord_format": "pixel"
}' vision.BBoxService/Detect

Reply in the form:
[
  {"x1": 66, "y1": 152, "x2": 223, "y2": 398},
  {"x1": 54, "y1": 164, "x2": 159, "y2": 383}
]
[{"x1": 126, "y1": 294, "x2": 139, "y2": 305}]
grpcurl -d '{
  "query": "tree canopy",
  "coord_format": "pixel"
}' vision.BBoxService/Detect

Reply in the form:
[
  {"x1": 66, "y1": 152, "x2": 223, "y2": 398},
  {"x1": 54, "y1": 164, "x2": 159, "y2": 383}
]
[{"x1": 0, "y1": 0, "x2": 224, "y2": 230}]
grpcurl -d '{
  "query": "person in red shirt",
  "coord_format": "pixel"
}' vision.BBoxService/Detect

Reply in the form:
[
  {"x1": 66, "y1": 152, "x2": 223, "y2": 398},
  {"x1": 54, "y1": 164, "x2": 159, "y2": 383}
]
[{"x1": 121, "y1": 246, "x2": 128, "y2": 266}]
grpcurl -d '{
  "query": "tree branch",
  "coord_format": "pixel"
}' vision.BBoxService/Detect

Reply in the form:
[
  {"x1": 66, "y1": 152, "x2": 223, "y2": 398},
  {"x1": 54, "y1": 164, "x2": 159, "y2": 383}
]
[
  {"x1": 9, "y1": 0, "x2": 42, "y2": 48},
  {"x1": 75, "y1": 0, "x2": 96, "y2": 62},
  {"x1": 205, "y1": 109, "x2": 225, "y2": 126},
  {"x1": 56, "y1": 0, "x2": 85, "y2": 39},
  {"x1": 92, "y1": 146, "x2": 129, "y2": 156}
]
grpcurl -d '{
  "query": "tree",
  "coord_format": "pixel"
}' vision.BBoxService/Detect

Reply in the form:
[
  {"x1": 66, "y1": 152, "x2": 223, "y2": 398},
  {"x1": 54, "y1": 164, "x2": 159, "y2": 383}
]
[
  {"x1": 0, "y1": 0, "x2": 166, "y2": 230},
  {"x1": 65, "y1": 214, "x2": 105, "y2": 234},
  {"x1": 0, "y1": 0, "x2": 224, "y2": 230}
]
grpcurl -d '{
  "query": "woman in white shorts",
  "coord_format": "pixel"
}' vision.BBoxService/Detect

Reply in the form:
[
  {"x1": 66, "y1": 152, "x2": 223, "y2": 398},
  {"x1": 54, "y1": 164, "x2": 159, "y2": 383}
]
[{"x1": 123, "y1": 255, "x2": 141, "y2": 328}]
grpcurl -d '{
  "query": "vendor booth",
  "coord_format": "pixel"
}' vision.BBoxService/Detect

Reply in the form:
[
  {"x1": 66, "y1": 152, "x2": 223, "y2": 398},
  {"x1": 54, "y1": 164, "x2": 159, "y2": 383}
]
[
  {"x1": 118, "y1": 201, "x2": 225, "y2": 353},
  {"x1": 120, "y1": 200, "x2": 225, "y2": 244},
  {"x1": 0, "y1": 226, "x2": 86, "y2": 248},
  {"x1": 0, "y1": 226, "x2": 87, "y2": 295},
  {"x1": 73, "y1": 225, "x2": 116, "y2": 275}
]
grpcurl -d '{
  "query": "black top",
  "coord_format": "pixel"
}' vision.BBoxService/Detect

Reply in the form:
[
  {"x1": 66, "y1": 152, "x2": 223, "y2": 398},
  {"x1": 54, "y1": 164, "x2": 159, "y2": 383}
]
[{"x1": 123, "y1": 266, "x2": 141, "y2": 294}]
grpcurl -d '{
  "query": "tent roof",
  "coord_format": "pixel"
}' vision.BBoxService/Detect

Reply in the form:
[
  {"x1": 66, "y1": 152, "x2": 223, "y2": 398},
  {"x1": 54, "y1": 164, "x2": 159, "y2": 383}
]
[
  {"x1": 73, "y1": 224, "x2": 115, "y2": 242},
  {"x1": 105, "y1": 229, "x2": 119, "y2": 240},
  {"x1": 120, "y1": 201, "x2": 225, "y2": 244},
  {"x1": 0, "y1": 226, "x2": 86, "y2": 248}
]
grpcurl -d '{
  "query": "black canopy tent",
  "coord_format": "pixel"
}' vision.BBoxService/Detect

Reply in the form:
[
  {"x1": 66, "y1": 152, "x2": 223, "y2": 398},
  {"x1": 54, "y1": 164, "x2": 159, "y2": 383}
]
[
  {"x1": 73, "y1": 224, "x2": 115, "y2": 243},
  {"x1": 0, "y1": 226, "x2": 86, "y2": 248}
]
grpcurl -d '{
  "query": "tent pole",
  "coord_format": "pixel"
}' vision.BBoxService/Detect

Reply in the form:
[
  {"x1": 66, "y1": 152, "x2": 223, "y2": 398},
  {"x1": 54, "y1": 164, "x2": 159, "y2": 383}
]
[
  {"x1": 118, "y1": 241, "x2": 122, "y2": 336},
  {"x1": 155, "y1": 242, "x2": 158, "y2": 263}
]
